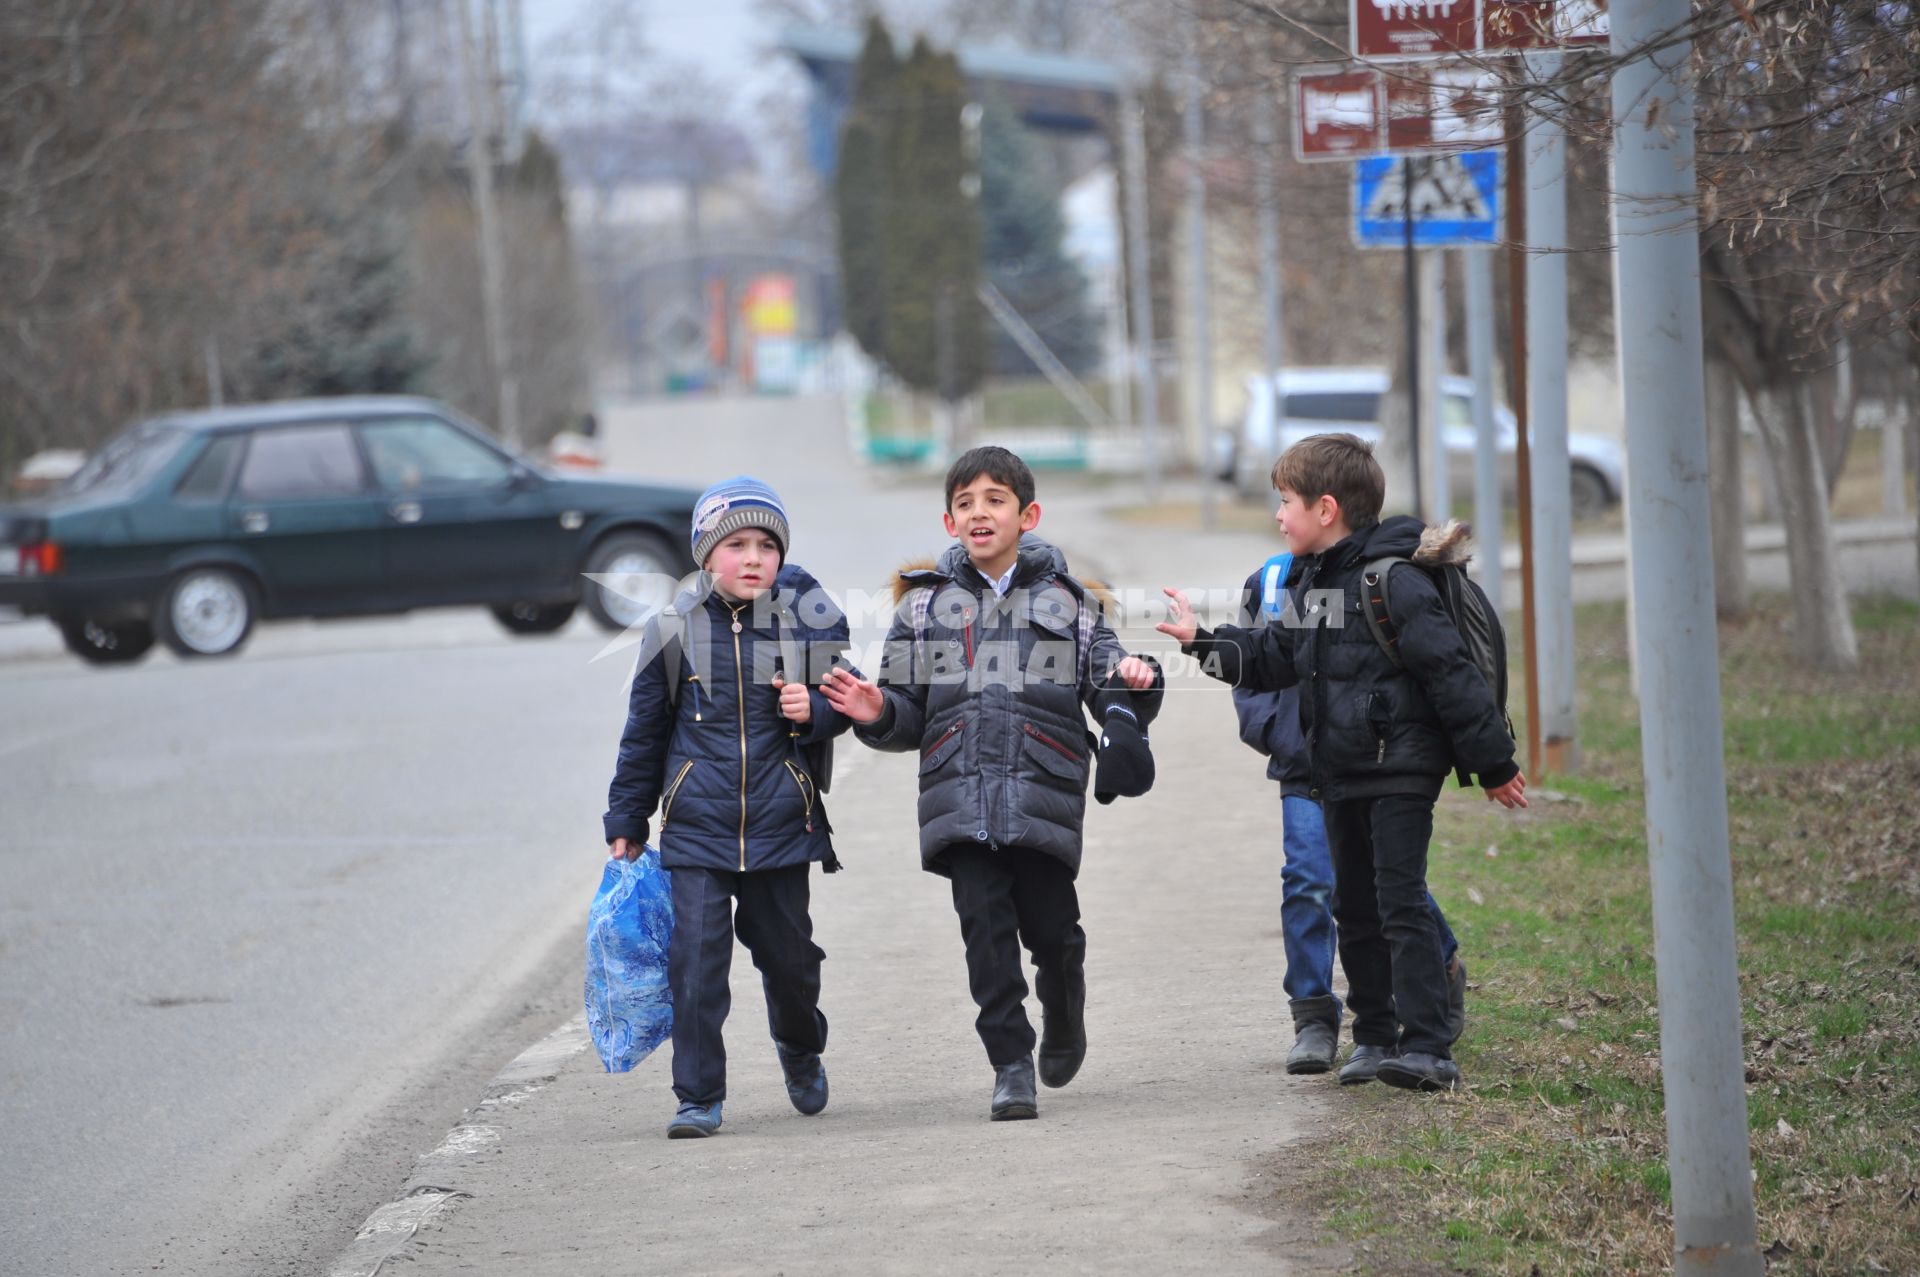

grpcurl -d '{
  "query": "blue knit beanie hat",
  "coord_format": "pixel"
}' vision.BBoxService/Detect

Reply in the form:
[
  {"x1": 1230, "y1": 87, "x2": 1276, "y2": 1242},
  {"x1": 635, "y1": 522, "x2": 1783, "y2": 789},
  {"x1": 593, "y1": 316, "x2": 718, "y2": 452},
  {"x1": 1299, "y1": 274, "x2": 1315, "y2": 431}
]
[{"x1": 690, "y1": 476, "x2": 790, "y2": 568}]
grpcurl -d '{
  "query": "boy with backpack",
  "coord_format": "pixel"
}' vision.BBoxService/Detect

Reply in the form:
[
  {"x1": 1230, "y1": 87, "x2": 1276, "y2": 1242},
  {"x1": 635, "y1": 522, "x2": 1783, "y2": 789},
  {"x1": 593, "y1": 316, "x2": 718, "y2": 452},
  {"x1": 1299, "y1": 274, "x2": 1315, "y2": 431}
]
[
  {"x1": 1162, "y1": 434, "x2": 1525, "y2": 1092},
  {"x1": 1232, "y1": 550, "x2": 1468, "y2": 1079},
  {"x1": 603, "y1": 477, "x2": 854, "y2": 1138},
  {"x1": 822, "y1": 446, "x2": 1161, "y2": 1120}
]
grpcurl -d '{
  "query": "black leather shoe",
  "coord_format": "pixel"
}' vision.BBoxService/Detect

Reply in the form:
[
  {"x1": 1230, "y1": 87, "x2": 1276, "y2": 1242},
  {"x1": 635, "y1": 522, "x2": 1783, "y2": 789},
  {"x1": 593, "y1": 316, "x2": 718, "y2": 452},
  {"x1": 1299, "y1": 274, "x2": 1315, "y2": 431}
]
[
  {"x1": 1338, "y1": 1044, "x2": 1396, "y2": 1086},
  {"x1": 1038, "y1": 967, "x2": 1087, "y2": 1089},
  {"x1": 775, "y1": 1039, "x2": 829, "y2": 1116},
  {"x1": 990, "y1": 1055, "x2": 1038, "y2": 1120},
  {"x1": 1376, "y1": 1051, "x2": 1462, "y2": 1093}
]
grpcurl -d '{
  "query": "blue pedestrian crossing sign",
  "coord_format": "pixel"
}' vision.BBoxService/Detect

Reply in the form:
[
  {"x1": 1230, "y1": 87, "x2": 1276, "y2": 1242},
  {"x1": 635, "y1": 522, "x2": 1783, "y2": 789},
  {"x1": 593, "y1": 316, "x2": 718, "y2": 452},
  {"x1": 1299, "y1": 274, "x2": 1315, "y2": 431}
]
[{"x1": 1354, "y1": 151, "x2": 1502, "y2": 249}]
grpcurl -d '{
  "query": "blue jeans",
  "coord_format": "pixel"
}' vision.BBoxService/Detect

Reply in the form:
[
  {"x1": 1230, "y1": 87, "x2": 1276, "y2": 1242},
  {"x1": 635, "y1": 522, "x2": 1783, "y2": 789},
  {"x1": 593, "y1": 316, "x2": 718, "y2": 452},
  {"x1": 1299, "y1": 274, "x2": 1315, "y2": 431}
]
[{"x1": 1280, "y1": 794, "x2": 1456, "y2": 1009}]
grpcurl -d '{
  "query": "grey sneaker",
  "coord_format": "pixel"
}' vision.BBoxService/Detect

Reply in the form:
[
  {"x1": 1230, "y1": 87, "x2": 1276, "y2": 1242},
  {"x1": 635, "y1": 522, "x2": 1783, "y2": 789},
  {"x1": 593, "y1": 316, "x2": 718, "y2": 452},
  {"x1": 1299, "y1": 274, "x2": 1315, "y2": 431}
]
[
  {"x1": 1376, "y1": 1051, "x2": 1462, "y2": 1093},
  {"x1": 1338, "y1": 1044, "x2": 1396, "y2": 1086},
  {"x1": 667, "y1": 1101, "x2": 723, "y2": 1138}
]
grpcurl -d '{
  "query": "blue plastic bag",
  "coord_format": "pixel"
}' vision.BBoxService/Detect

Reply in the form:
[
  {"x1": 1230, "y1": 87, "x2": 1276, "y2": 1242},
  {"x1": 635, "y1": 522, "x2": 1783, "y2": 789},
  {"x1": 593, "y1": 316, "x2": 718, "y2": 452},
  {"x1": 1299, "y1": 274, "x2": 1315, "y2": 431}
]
[{"x1": 584, "y1": 848, "x2": 674, "y2": 1073}]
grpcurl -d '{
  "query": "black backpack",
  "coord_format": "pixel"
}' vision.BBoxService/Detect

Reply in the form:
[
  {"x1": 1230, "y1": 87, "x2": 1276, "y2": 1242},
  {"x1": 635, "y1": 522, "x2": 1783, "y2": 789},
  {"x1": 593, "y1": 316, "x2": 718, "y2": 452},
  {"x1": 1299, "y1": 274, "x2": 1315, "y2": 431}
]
[{"x1": 1358, "y1": 555, "x2": 1514, "y2": 786}]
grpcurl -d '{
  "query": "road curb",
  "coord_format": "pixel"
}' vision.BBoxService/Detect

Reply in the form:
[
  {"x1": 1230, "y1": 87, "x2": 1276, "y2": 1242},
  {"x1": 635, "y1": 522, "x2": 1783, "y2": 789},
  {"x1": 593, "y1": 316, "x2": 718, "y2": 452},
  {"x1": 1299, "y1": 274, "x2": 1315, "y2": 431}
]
[{"x1": 325, "y1": 1014, "x2": 592, "y2": 1277}]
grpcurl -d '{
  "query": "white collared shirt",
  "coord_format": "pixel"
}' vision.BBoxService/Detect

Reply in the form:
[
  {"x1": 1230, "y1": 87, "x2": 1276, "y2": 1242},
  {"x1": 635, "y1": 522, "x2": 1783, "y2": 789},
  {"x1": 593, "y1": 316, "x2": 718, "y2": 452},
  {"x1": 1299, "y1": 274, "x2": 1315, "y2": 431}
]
[{"x1": 990, "y1": 563, "x2": 1017, "y2": 597}]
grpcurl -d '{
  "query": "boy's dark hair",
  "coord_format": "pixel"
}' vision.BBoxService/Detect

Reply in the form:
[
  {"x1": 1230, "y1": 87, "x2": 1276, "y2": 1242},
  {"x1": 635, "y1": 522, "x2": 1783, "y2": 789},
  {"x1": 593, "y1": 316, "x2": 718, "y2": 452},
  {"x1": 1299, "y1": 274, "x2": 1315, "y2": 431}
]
[
  {"x1": 945, "y1": 445, "x2": 1036, "y2": 511},
  {"x1": 1272, "y1": 433, "x2": 1384, "y2": 528}
]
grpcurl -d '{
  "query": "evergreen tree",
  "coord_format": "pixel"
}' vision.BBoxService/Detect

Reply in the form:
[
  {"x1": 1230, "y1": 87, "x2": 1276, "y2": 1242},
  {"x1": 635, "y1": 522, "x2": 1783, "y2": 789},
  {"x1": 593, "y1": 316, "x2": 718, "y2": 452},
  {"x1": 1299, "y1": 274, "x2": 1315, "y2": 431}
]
[
  {"x1": 880, "y1": 42, "x2": 985, "y2": 402},
  {"x1": 834, "y1": 17, "x2": 898, "y2": 362},
  {"x1": 979, "y1": 94, "x2": 1098, "y2": 376}
]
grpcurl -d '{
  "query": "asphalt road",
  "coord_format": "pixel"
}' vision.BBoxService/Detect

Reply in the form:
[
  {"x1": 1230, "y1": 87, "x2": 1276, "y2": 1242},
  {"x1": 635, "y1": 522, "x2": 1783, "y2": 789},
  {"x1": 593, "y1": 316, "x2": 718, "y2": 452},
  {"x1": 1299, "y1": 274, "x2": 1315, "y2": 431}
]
[{"x1": 0, "y1": 395, "x2": 949, "y2": 1277}]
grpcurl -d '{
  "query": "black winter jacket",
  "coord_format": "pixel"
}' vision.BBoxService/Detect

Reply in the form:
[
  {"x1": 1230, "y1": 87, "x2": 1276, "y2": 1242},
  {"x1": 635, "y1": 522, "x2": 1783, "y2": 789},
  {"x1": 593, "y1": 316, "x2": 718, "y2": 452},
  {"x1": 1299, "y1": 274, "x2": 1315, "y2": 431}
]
[
  {"x1": 603, "y1": 563, "x2": 852, "y2": 873},
  {"x1": 1188, "y1": 517, "x2": 1518, "y2": 802},
  {"x1": 855, "y1": 538, "x2": 1161, "y2": 877}
]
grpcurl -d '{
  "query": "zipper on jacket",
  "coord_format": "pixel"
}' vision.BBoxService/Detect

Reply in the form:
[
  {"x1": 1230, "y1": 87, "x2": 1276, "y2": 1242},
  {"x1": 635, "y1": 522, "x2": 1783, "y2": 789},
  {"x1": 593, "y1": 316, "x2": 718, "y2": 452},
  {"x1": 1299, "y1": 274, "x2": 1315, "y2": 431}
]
[
  {"x1": 729, "y1": 600, "x2": 749, "y2": 870},
  {"x1": 923, "y1": 718, "x2": 965, "y2": 758},
  {"x1": 659, "y1": 759, "x2": 695, "y2": 829},
  {"x1": 1022, "y1": 722, "x2": 1079, "y2": 763},
  {"x1": 1367, "y1": 691, "x2": 1387, "y2": 764},
  {"x1": 782, "y1": 760, "x2": 816, "y2": 834}
]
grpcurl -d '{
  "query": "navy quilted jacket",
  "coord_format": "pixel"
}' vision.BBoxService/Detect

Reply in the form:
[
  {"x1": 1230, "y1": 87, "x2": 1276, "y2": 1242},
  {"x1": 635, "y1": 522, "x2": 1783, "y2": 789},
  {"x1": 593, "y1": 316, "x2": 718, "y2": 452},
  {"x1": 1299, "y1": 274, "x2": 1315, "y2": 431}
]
[{"x1": 603, "y1": 563, "x2": 852, "y2": 872}]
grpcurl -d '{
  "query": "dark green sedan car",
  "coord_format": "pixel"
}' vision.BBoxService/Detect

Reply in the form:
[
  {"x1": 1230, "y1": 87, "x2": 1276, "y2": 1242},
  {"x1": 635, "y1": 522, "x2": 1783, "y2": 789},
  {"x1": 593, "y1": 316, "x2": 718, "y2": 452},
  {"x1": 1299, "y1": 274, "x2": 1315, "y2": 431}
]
[{"x1": 0, "y1": 397, "x2": 701, "y2": 663}]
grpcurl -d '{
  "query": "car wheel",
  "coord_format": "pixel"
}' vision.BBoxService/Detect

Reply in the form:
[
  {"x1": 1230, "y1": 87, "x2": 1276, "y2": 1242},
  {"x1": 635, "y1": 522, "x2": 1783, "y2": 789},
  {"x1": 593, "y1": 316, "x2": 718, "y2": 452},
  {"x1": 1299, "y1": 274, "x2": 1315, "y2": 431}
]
[
  {"x1": 58, "y1": 617, "x2": 155, "y2": 665},
  {"x1": 582, "y1": 531, "x2": 681, "y2": 633},
  {"x1": 1570, "y1": 464, "x2": 1611, "y2": 523},
  {"x1": 157, "y1": 567, "x2": 257, "y2": 658},
  {"x1": 492, "y1": 600, "x2": 578, "y2": 635}
]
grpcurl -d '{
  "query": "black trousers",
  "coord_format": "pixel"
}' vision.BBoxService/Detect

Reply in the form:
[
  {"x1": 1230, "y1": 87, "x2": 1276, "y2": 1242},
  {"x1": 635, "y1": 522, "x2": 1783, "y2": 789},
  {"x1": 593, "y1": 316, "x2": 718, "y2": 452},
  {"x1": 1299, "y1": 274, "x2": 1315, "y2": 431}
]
[
  {"x1": 1321, "y1": 794, "x2": 1452, "y2": 1059},
  {"x1": 668, "y1": 863, "x2": 828, "y2": 1105},
  {"x1": 945, "y1": 846, "x2": 1085, "y2": 1067}
]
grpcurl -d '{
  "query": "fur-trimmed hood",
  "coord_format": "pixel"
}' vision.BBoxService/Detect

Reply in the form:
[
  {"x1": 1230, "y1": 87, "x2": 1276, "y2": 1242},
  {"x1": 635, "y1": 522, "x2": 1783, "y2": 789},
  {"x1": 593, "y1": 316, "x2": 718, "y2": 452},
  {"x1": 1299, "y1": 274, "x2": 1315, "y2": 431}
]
[
  {"x1": 1411, "y1": 518, "x2": 1474, "y2": 568},
  {"x1": 888, "y1": 533, "x2": 1113, "y2": 611}
]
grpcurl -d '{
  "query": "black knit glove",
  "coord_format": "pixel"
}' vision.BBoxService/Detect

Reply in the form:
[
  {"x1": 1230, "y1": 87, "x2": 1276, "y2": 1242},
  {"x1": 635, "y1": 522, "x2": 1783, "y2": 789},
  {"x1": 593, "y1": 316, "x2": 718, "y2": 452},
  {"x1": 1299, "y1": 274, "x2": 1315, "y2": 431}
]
[{"x1": 1093, "y1": 709, "x2": 1154, "y2": 806}]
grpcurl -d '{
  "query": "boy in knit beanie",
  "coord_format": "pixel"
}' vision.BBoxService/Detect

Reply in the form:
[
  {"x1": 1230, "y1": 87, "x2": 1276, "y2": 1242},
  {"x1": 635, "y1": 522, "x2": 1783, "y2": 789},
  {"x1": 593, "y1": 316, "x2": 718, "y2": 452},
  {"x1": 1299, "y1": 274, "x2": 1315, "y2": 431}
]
[{"x1": 603, "y1": 477, "x2": 855, "y2": 1138}]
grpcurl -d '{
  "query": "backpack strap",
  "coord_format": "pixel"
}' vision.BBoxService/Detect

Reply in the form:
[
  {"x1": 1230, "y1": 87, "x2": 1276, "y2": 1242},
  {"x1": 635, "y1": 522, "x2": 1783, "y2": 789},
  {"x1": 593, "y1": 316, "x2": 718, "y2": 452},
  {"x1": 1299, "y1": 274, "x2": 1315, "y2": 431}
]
[{"x1": 1360, "y1": 555, "x2": 1412, "y2": 671}]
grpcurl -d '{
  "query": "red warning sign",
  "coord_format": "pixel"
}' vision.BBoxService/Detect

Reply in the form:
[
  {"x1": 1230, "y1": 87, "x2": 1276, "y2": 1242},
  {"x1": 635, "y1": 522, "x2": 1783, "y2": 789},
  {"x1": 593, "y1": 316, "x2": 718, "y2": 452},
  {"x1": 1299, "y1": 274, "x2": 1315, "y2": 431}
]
[{"x1": 1349, "y1": 0, "x2": 1608, "y2": 61}]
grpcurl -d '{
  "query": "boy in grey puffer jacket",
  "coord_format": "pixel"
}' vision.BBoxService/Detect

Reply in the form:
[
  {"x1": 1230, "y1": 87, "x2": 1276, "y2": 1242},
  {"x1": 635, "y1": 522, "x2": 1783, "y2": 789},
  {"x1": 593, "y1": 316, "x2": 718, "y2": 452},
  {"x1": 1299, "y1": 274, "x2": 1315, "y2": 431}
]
[{"x1": 824, "y1": 447, "x2": 1161, "y2": 1121}]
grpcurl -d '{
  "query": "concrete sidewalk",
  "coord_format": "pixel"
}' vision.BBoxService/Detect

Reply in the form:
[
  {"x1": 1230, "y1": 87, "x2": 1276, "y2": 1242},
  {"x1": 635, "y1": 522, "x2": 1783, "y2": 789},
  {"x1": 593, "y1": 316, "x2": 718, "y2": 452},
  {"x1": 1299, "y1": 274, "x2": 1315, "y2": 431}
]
[{"x1": 328, "y1": 683, "x2": 1357, "y2": 1276}]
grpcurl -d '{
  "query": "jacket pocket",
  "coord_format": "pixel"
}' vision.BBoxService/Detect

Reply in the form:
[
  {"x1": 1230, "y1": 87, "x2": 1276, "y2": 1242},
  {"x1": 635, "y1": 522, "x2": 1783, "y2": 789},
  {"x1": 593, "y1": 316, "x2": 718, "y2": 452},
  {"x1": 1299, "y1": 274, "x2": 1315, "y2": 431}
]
[
  {"x1": 1021, "y1": 722, "x2": 1086, "y2": 782},
  {"x1": 1366, "y1": 688, "x2": 1393, "y2": 766},
  {"x1": 781, "y1": 759, "x2": 817, "y2": 832},
  {"x1": 920, "y1": 718, "x2": 966, "y2": 774},
  {"x1": 659, "y1": 759, "x2": 695, "y2": 828}
]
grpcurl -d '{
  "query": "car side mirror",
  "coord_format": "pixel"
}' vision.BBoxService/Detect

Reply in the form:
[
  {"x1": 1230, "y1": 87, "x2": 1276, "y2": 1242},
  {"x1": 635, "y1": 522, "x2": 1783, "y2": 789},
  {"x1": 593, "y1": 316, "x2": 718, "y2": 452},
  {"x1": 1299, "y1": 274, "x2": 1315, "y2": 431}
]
[{"x1": 508, "y1": 464, "x2": 541, "y2": 491}]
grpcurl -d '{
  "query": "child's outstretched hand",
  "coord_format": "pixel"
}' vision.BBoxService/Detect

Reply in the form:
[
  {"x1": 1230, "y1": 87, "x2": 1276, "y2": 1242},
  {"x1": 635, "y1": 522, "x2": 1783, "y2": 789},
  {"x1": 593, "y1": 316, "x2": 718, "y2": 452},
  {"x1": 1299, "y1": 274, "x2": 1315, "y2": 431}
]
[
  {"x1": 773, "y1": 675, "x2": 812, "y2": 725},
  {"x1": 820, "y1": 666, "x2": 885, "y2": 724},
  {"x1": 1112, "y1": 655, "x2": 1158, "y2": 689},
  {"x1": 1156, "y1": 587, "x2": 1198, "y2": 646},
  {"x1": 1486, "y1": 772, "x2": 1529, "y2": 809}
]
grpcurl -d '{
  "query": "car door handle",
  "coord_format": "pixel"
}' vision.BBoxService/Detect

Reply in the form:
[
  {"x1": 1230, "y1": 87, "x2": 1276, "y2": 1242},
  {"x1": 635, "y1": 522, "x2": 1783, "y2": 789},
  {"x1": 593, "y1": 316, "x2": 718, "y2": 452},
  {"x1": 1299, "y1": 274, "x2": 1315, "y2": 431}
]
[
  {"x1": 390, "y1": 501, "x2": 423, "y2": 525},
  {"x1": 240, "y1": 510, "x2": 271, "y2": 534}
]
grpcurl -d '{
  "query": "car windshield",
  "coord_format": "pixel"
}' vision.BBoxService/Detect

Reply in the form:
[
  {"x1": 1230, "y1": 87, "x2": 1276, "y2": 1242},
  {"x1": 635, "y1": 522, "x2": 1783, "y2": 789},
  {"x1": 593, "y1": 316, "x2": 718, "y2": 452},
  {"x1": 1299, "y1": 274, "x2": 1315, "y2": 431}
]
[{"x1": 60, "y1": 426, "x2": 187, "y2": 496}]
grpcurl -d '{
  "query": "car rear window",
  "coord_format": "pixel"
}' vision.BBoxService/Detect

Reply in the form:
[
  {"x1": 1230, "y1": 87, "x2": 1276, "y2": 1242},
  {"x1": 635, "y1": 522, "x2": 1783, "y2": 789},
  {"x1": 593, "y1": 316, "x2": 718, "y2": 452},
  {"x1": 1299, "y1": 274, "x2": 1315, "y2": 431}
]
[
  {"x1": 61, "y1": 427, "x2": 187, "y2": 496},
  {"x1": 1282, "y1": 391, "x2": 1379, "y2": 422},
  {"x1": 360, "y1": 417, "x2": 512, "y2": 490},
  {"x1": 237, "y1": 425, "x2": 366, "y2": 499},
  {"x1": 175, "y1": 434, "x2": 246, "y2": 501}
]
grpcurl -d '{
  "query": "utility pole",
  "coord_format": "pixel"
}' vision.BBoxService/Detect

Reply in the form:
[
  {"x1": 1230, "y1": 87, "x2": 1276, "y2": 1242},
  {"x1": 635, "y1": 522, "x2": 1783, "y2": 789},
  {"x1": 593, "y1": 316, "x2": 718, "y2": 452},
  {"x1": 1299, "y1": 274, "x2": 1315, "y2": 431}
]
[
  {"x1": 1123, "y1": 92, "x2": 1162, "y2": 502},
  {"x1": 1504, "y1": 93, "x2": 1542, "y2": 782},
  {"x1": 454, "y1": 0, "x2": 521, "y2": 448},
  {"x1": 1254, "y1": 89, "x2": 1286, "y2": 506},
  {"x1": 1419, "y1": 248, "x2": 1447, "y2": 521},
  {"x1": 1610, "y1": 1, "x2": 1762, "y2": 1271},
  {"x1": 1465, "y1": 248, "x2": 1503, "y2": 615},
  {"x1": 1183, "y1": 23, "x2": 1215, "y2": 530},
  {"x1": 1404, "y1": 158, "x2": 1424, "y2": 514},
  {"x1": 1525, "y1": 50, "x2": 1577, "y2": 774}
]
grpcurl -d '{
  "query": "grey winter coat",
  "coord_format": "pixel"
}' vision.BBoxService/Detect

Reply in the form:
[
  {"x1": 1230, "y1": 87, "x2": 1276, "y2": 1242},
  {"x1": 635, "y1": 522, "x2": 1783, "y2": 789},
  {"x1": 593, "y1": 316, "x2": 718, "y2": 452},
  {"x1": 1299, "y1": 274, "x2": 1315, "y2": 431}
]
[{"x1": 855, "y1": 538, "x2": 1160, "y2": 877}]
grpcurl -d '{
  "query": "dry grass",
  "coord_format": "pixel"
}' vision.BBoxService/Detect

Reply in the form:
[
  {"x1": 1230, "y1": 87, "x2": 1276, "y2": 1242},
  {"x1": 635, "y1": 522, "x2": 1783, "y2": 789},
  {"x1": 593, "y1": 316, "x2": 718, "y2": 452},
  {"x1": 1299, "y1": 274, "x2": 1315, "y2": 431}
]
[{"x1": 1283, "y1": 594, "x2": 1920, "y2": 1275}]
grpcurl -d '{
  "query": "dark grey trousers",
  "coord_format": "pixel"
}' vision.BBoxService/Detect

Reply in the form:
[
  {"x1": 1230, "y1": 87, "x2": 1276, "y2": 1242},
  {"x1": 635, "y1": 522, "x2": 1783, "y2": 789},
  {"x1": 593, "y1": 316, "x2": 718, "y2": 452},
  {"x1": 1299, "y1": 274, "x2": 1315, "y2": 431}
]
[{"x1": 668, "y1": 863, "x2": 827, "y2": 1105}]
